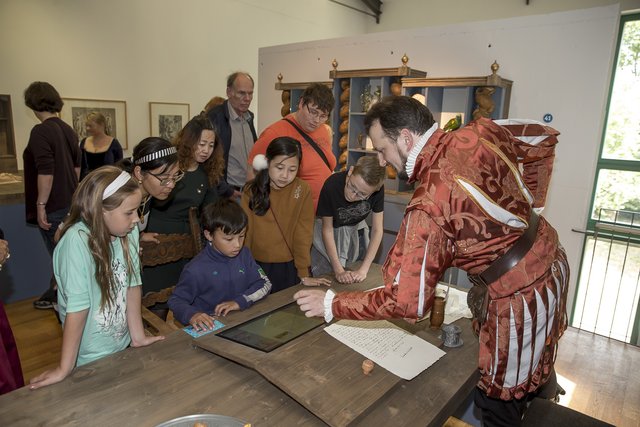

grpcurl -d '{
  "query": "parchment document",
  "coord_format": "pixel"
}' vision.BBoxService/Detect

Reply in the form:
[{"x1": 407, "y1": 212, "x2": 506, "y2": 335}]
[{"x1": 325, "y1": 320, "x2": 446, "y2": 380}]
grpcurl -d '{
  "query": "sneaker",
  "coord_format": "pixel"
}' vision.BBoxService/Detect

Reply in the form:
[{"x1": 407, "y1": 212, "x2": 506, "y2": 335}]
[
  {"x1": 33, "y1": 288, "x2": 57, "y2": 310},
  {"x1": 33, "y1": 299, "x2": 54, "y2": 309}
]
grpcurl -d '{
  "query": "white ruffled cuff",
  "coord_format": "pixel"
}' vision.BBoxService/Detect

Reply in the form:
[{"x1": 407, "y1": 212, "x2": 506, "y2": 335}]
[{"x1": 323, "y1": 289, "x2": 336, "y2": 323}]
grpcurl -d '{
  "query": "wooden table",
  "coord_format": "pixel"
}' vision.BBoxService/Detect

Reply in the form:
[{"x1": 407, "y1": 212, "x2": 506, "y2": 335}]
[{"x1": 0, "y1": 265, "x2": 479, "y2": 427}]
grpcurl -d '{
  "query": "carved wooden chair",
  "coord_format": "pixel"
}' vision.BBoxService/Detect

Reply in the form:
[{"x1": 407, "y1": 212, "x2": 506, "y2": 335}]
[{"x1": 140, "y1": 207, "x2": 203, "y2": 335}]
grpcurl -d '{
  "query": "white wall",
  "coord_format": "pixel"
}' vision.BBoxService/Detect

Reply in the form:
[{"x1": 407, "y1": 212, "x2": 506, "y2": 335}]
[
  {"x1": 258, "y1": 5, "x2": 621, "y2": 311},
  {"x1": 0, "y1": 0, "x2": 368, "y2": 167},
  {"x1": 366, "y1": 0, "x2": 640, "y2": 32}
]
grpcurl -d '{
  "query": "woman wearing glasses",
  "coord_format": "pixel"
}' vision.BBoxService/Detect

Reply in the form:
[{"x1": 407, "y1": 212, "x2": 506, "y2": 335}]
[
  {"x1": 143, "y1": 114, "x2": 231, "y2": 294},
  {"x1": 118, "y1": 137, "x2": 182, "y2": 244},
  {"x1": 312, "y1": 155, "x2": 386, "y2": 283}
]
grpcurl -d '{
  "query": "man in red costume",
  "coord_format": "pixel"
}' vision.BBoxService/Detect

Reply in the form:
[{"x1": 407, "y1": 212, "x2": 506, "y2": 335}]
[{"x1": 295, "y1": 96, "x2": 569, "y2": 426}]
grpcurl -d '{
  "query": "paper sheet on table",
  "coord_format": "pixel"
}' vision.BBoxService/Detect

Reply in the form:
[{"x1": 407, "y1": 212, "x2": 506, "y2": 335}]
[{"x1": 325, "y1": 319, "x2": 445, "y2": 380}]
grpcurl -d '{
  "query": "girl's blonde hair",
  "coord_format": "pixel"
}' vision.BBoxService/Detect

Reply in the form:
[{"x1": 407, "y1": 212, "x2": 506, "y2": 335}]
[
  {"x1": 86, "y1": 111, "x2": 109, "y2": 135},
  {"x1": 59, "y1": 165, "x2": 140, "y2": 310}
]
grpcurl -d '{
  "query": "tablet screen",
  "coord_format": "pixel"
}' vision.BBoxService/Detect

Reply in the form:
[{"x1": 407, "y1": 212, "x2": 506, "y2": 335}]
[{"x1": 217, "y1": 302, "x2": 325, "y2": 352}]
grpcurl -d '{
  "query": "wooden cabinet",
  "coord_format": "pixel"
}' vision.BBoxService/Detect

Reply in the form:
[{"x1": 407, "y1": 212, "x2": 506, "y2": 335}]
[
  {"x1": 329, "y1": 56, "x2": 426, "y2": 191},
  {"x1": 401, "y1": 61, "x2": 513, "y2": 129},
  {"x1": 0, "y1": 95, "x2": 17, "y2": 172}
]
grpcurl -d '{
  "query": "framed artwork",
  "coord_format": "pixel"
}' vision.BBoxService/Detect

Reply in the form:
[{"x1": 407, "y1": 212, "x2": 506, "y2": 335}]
[
  {"x1": 149, "y1": 102, "x2": 190, "y2": 142},
  {"x1": 60, "y1": 98, "x2": 128, "y2": 149}
]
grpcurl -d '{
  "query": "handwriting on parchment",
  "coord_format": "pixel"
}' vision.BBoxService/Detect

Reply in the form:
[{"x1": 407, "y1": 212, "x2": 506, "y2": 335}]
[{"x1": 333, "y1": 320, "x2": 414, "y2": 359}]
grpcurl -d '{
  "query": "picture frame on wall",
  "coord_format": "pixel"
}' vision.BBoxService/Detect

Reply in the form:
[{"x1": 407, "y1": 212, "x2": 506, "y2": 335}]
[
  {"x1": 60, "y1": 98, "x2": 128, "y2": 149},
  {"x1": 149, "y1": 102, "x2": 190, "y2": 142}
]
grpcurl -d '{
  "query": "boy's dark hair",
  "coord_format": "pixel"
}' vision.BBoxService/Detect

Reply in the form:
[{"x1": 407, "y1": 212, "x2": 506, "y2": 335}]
[
  {"x1": 201, "y1": 198, "x2": 248, "y2": 235},
  {"x1": 300, "y1": 83, "x2": 334, "y2": 114},
  {"x1": 24, "y1": 81, "x2": 64, "y2": 113}
]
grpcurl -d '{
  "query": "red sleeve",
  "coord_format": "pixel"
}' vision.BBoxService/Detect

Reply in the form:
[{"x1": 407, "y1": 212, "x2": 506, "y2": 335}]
[
  {"x1": 332, "y1": 208, "x2": 454, "y2": 321},
  {"x1": 502, "y1": 123, "x2": 559, "y2": 209}
]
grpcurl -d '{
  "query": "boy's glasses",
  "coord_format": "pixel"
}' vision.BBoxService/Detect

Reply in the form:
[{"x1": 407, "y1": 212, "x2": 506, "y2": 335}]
[
  {"x1": 305, "y1": 104, "x2": 329, "y2": 122},
  {"x1": 147, "y1": 170, "x2": 185, "y2": 187},
  {"x1": 346, "y1": 175, "x2": 371, "y2": 200}
]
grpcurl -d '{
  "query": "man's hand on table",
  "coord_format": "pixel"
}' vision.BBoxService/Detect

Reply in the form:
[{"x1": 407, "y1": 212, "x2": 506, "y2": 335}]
[{"x1": 294, "y1": 289, "x2": 327, "y2": 318}]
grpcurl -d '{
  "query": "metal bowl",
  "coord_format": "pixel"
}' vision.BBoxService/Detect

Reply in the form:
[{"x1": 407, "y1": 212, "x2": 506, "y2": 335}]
[{"x1": 155, "y1": 414, "x2": 249, "y2": 427}]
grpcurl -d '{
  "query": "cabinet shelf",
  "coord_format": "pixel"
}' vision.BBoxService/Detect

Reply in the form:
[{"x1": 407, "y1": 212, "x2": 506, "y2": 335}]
[
  {"x1": 0, "y1": 95, "x2": 17, "y2": 172},
  {"x1": 401, "y1": 61, "x2": 513, "y2": 126},
  {"x1": 330, "y1": 56, "x2": 426, "y2": 191}
]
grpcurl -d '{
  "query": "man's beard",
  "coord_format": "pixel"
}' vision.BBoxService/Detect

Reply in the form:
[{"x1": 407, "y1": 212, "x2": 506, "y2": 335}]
[{"x1": 396, "y1": 157, "x2": 409, "y2": 180}]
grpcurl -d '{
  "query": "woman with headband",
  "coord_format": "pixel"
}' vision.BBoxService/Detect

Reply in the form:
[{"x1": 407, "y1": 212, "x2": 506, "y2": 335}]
[
  {"x1": 29, "y1": 166, "x2": 164, "y2": 390},
  {"x1": 118, "y1": 137, "x2": 183, "y2": 244}
]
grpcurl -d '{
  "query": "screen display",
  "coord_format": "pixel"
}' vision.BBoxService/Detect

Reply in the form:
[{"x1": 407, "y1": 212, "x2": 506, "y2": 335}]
[{"x1": 217, "y1": 302, "x2": 325, "y2": 352}]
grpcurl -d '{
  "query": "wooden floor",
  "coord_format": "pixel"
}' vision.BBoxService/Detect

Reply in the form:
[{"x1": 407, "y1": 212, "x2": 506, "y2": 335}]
[
  {"x1": 554, "y1": 327, "x2": 640, "y2": 427},
  {"x1": 5, "y1": 297, "x2": 62, "y2": 384},
  {"x1": 4, "y1": 297, "x2": 640, "y2": 426}
]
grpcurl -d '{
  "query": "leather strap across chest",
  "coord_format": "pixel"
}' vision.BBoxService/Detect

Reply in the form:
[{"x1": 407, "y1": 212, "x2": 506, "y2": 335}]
[{"x1": 469, "y1": 210, "x2": 540, "y2": 287}]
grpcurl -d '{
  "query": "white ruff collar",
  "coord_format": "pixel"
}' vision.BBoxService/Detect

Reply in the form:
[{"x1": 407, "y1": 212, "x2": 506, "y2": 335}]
[{"x1": 405, "y1": 122, "x2": 438, "y2": 178}]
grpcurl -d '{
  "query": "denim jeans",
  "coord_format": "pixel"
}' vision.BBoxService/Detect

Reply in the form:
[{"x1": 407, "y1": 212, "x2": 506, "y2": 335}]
[
  {"x1": 38, "y1": 207, "x2": 69, "y2": 291},
  {"x1": 38, "y1": 208, "x2": 68, "y2": 256}
]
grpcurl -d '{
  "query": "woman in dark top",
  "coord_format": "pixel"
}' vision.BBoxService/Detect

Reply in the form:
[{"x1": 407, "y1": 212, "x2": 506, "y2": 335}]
[
  {"x1": 118, "y1": 137, "x2": 182, "y2": 242},
  {"x1": 79, "y1": 111, "x2": 123, "y2": 179},
  {"x1": 143, "y1": 112, "x2": 231, "y2": 294}
]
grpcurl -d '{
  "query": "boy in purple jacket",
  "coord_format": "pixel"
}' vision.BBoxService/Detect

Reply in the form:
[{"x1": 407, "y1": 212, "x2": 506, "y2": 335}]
[{"x1": 169, "y1": 199, "x2": 272, "y2": 331}]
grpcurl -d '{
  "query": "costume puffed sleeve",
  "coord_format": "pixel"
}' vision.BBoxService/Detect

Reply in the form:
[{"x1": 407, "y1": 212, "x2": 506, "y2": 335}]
[
  {"x1": 499, "y1": 121, "x2": 560, "y2": 209},
  {"x1": 332, "y1": 208, "x2": 454, "y2": 321},
  {"x1": 293, "y1": 182, "x2": 314, "y2": 278}
]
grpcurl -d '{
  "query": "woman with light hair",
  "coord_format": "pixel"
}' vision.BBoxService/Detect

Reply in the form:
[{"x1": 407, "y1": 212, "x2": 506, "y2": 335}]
[{"x1": 79, "y1": 111, "x2": 123, "y2": 179}]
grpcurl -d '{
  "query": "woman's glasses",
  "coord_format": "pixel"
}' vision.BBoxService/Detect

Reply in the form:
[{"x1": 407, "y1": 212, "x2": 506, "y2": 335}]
[{"x1": 147, "y1": 170, "x2": 185, "y2": 187}]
